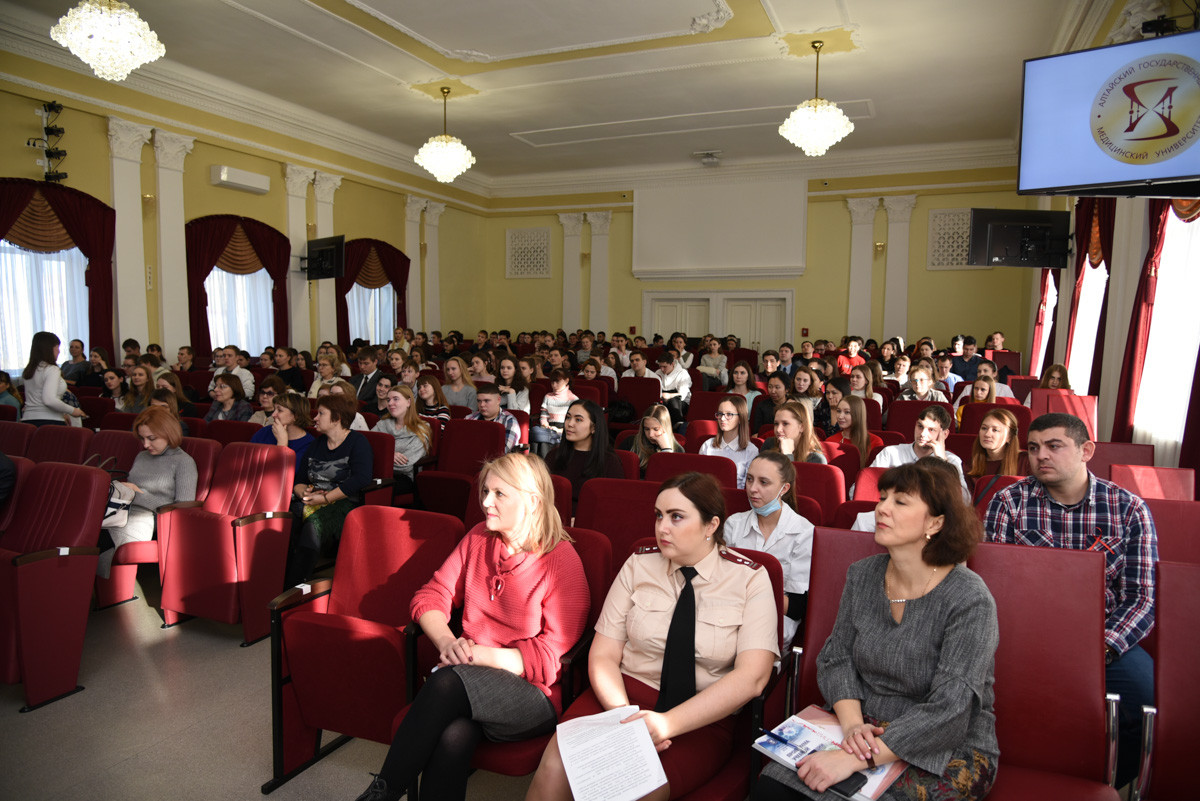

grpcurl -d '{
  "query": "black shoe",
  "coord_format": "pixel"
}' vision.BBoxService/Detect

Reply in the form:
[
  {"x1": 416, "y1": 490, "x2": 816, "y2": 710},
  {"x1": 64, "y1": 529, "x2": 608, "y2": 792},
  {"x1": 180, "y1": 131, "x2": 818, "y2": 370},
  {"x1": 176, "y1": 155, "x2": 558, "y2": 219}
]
[{"x1": 354, "y1": 772, "x2": 402, "y2": 801}]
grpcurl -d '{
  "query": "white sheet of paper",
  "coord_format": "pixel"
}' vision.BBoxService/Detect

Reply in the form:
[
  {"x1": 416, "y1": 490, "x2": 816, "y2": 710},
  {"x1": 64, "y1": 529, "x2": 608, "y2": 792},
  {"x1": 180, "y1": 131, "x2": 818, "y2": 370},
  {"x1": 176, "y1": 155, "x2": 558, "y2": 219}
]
[{"x1": 557, "y1": 705, "x2": 668, "y2": 801}]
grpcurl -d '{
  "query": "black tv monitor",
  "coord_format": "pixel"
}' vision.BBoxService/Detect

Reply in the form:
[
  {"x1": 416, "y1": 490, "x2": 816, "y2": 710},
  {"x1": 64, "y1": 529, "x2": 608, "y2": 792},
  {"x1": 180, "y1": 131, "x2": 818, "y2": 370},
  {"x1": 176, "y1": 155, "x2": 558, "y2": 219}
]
[
  {"x1": 305, "y1": 235, "x2": 344, "y2": 280},
  {"x1": 1019, "y1": 29, "x2": 1200, "y2": 197},
  {"x1": 967, "y1": 209, "x2": 1071, "y2": 269}
]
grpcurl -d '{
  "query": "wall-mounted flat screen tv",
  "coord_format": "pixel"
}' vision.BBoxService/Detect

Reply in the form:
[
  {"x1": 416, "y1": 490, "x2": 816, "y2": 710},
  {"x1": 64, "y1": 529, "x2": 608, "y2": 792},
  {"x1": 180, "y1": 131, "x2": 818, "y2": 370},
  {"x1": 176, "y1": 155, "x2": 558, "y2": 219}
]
[
  {"x1": 967, "y1": 209, "x2": 1071, "y2": 269},
  {"x1": 1020, "y1": 29, "x2": 1200, "y2": 197},
  {"x1": 305, "y1": 235, "x2": 344, "y2": 280}
]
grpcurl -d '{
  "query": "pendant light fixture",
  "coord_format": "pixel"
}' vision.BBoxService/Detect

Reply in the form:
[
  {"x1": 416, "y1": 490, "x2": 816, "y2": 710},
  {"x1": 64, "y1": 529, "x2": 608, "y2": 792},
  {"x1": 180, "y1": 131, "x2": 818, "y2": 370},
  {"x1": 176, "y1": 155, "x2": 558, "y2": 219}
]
[
  {"x1": 414, "y1": 86, "x2": 476, "y2": 183},
  {"x1": 779, "y1": 40, "x2": 854, "y2": 157},
  {"x1": 50, "y1": 0, "x2": 165, "y2": 82}
]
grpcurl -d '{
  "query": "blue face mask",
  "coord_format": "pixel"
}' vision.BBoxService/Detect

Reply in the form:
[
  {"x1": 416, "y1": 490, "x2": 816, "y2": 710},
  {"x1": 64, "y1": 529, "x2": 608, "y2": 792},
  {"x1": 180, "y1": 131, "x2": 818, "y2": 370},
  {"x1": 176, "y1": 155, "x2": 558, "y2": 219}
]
[{"x1": 753, "y1": 488, "x2": 785, "y2": 517}]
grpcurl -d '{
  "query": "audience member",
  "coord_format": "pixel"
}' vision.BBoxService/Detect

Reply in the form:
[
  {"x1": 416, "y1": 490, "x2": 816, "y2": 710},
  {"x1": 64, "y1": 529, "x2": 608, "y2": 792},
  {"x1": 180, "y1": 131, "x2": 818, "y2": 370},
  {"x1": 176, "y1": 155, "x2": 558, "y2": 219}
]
[
  {"x1": 699, "y1": 395, "x2": 760, "y2": 489},
  {"x1": 21, "y1": 332, "x2": 87, "y2": 427},
  {"x1": 467, "y1": 383, "x2": 522, "y2": 453},
  {"x1": 545, "y1": 399, "x2": 624, "y2": 512},
  {"x1": 250, "y1": 391, "x2": 314, "y2": 463},
  {"x1": 620, "y1": 404, "x2": 683, "y2": 476}
]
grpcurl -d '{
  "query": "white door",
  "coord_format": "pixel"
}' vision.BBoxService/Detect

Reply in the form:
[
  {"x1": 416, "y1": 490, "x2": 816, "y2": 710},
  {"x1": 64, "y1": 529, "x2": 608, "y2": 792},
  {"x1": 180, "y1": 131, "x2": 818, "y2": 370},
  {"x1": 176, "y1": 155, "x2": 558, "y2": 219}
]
[
  {"x1": 723, "y1": 298, "x2": 787, "y2": 353},
  {"x1": 651, "y1": 298, "x2": 709, "y2": 339}
]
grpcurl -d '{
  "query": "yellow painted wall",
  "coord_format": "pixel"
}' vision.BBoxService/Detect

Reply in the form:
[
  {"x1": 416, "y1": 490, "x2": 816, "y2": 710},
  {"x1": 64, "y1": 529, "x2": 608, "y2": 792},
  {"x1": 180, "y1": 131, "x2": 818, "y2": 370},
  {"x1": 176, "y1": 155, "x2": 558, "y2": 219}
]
[
  {"x1": 181, "y1": 142, "x2": 288, "y2": 229},
  {"x1": 478, "y1": 214, "x2": 563, "y2": 331},
  {"x1": 0, "y1": 88, "x2": 112, "y2": 203},
  {"x1": 333, "y1": 180, "x2": 407, "y2": 248},
  {"x1": 436, "y1": 206, "x2": 487, "y2": 328}
]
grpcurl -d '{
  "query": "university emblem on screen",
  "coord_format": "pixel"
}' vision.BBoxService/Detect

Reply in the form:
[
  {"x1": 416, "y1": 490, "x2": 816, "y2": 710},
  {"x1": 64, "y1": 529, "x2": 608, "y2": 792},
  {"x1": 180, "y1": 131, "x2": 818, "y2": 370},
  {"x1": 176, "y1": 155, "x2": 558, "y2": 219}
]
[{"x1": 1091, "y1": 53, "x2": 1200, "y2": 164}]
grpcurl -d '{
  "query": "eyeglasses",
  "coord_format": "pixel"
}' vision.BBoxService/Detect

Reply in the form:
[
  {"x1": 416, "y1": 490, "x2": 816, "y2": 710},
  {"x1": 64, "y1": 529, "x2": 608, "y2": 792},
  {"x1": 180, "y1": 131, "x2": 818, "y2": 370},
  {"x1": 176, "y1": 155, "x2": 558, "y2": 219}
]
[{"x1": 714, "y1": 412, "x2": 738, "y2": 419}]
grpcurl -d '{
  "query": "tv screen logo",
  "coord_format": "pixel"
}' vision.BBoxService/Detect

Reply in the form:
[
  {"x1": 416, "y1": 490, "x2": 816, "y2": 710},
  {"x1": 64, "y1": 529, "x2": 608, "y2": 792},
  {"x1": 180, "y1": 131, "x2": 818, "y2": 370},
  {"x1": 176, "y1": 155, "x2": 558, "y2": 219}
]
[{"x1": 1091, "y1": 54, "x2": 1200, "y2": 164}]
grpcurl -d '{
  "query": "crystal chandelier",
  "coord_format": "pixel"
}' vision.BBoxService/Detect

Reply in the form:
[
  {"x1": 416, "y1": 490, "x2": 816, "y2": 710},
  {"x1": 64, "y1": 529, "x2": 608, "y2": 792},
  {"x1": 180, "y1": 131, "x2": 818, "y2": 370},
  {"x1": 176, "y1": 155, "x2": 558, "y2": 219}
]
[
  {"x1": 50, "y1": 0, "x2": 165, "y2": 82},
  {"x1": 414, "y1": 87, "x2": 476, "y2": 183},
  {"x1": 779, "y1": 40, "x2": 854, "y2": 157}
]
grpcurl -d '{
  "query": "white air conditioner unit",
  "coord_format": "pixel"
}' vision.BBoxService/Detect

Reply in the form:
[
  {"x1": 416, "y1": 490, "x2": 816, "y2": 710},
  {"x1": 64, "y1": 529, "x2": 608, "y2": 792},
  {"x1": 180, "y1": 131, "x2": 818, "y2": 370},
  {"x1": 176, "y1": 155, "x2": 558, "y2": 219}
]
[{"x1": 210, "y1": 165, "x2": 270, "y2": 194}]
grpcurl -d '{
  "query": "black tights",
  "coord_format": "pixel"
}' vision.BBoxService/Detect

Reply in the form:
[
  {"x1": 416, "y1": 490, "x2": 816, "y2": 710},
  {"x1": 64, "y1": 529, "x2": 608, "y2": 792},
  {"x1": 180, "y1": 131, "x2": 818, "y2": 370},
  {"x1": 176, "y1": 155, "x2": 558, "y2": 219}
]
[
  {"x1": 378, "y1": 668, "x2": 482, "y2": 801},
  {"x1": 749, "y1": 775, "x2": 801, "y2": 801}
]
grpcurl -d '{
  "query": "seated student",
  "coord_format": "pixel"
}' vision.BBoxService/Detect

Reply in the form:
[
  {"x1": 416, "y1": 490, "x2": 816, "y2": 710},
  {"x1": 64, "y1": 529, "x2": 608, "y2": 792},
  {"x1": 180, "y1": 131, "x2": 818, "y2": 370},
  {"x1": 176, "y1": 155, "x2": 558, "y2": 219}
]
[
  {"x1": 697, "y1": 336, "x2": 729, "y2": 390},
  {"x1": 751, "y1": 372, "x2": 791, "y2": 435},
  {"x1": 273, "y1": 347, "x2": 307, "y2": 393},
  {"x1": 155, "y1": 371, "x2": 198, "y2": 415},
  {"x1": 950, "y1": 335, "x2": 983, "y2": 382},
  {"x1": 669, "y1": 332, "x2": 694, "y2": 370},
  {"x1": 441, "y1": 355, "x2": 478, "y2": 410},
  {"x1": 250, "y1": 391, "x2": 315, "y2": 463},
  {"x1": 622, "y1": 350, "x2": 663, "y2": 390},
  {"x1": 495, "y1": 354, "x2": 531, "y2": 413},
  {"x1": 249, "y1": 375, "x2": 289, "y2": 426},
  {"x1": 620, "y1": 404, "x2": 684, "y2": 477},
  {"x1": 777, "y1": 343, "x2": 798, "y2": 379},
  {"x1": 372, "y1": 384, "x2": 431, "y2": 495},
  {"x1": 138, "y1": 353, "x2": 170, "y2": 383},
  {"x1": 100, "y1": 368, "x2": 129, "y2": 409},
  {"x1": 77, "y1": 347, "x2": 111, "y2": 389},
  {"x1": 896, "y1": 366, "x2": 948, "y2": 403},
  {"x1": 0, "y1": 371, "x2": 21, "y2": 420},
  {"x1": 699, "y1": 396, "x2": 760, "y2": 489},
  {"x1": 985, "y1": 413, "x2": 1156, "y2": 788},
  {"x1": 205, "y1": 373, "x2": 253, "y2": 422},
  {"x1": 761, "y1": 401, "x2": 827, "y2": 464},
  {"x1": 468, "y1": 352, "x2": 496, "y2": 386},
  {"x1": 788, "y1": 366, "x2": 823, "y2": 416},
  {"x1": 966, "y1": 408, "x2": 1029, "y2": 505},
  {"x1": 467, "y1": 383, "x2": 522, "y2": 453},
  {"x1": 934, "y1": 354, "x2": 964, "y2": 395},
  {"x1": 814, "y1": 376, "x2": 850, "y2": 439},
  {"x1": 363, "y1": 373, "x2": 397, "y2": 419},
  {"x1": 848, "y1": 364, "x2": 883, "y2": 414},
  {"x1": 877, "y1": 339, "x2": 899, "y2": 375},
  {"x1": 324, "y1": 380, "x2": 370, "y2": 431},
  {"x1": 530, "y1": 369, "x2": 578, "y2": 457},
  {"x1": 758, "y1": 350, "x2": 783, "y2": 383},
  {"x1": 866, "y1": 405, "x2": 970, "y2": 500},
  {"x1": 955, "y1": 375, "x2": 996, "y2": 425},
  {"x1": 656, "y1": 350, "x2": 692, "y2": 429},
  {"x1": 890, "y1": 352, "x2": 912, "y2": 387},
  {"x1": 727, "y1": 360, "x2": 761, "y2": 408},
  {"x1": 725, "y1": 451, "x2": 815, "y2": 646},
  {"x1": 753, "y1": 458, "x2": 999, "y2": 801},
  {"x1": 974, "y1": 359, "x2": 1015, "y2": 399},
  {"x1": 360, "y1": 454, "x2": 588, "y2": 801},
  {"x1": 122, "y1": 365, "x2": 155, "y2": 414},
  {"x1": 836, "y1": 337, "x2": 866, "y2": 375},
  {"x1": 985, "y1": 331, "x2": 1007, "y2": 351},
  {"x1": 575, "y1": 331, "x2": 598, "y2": 367},
  {"x1": 396, "y1": 359, "x2": 420, "y2": 393},
  {"x1": 545, "y1": 399, "x2": 624, "y2": 514},
  {"x1": 1023, "y1": 362, "x2": 1072, "y2": 406},
  {"x1": 59, "y1": 338, "x2": 88, "y2": 384},
  {"x1": 827, "y1": 395, "x2": 883, "y2": 469},
  {"x1": 527, "y1": 472, "x2": 778, "y2": 801},
  {"x1": 386, "y1": 348, "x2": 407, "y2": 376},
  {"x1": 415, "y1": 374, "x2": 452, "y2": 431}
]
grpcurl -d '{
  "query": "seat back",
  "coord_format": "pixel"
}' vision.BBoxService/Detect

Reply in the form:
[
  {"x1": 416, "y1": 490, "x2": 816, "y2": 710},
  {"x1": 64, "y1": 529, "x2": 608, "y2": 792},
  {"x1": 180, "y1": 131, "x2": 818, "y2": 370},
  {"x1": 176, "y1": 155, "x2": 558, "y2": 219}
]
[
  {"x1": 449, "y1": 405, "x2": 472, "y2": 420},
  {"x1": 1008, "y1": 376, "x2": 1039, "y2": 404},
  {"x1": 26, "y1": 425, "x2": 93, "y2": 464},
  {"x1": 0, "y1": 462, "x2": 109, "y2": 553},
  {"x1": 686, "y1": 391, "x2": 738, "y2": 423},
  {"x1": 327, "y1": 507, "x2": 463, "y2": 626},
  {"x1": 0, "y1": 405, "x2": 15, "y2": 422},
  {"x1": 886, "y1": 400, "x2": 955, "y2": 438},
  {"x1": 959, "y1": 402, "x2": 1032, "y2": 446},
  {"x1": 1145, "y1": 561, "x2": 1200, "y2": 800},
  {"x1": 944, "y1": 433, "x2": 977, "y2": 465},
  {"x1": 973, "y1": 475, "x2": 1022, "y2": 515},
  {"x1": 985, "y1": 349, "x2": 1023, "y2": 376},
  {"x1": 436, "y1": 419, "x2": 506, "y2": 476},
  {"x1": 645, "y1": 451, "x2": 739, "y2": 488},
  {"x1": 528, "y1": 383, "x2": 548, "y2": 418},
  {"x1": 99, "y1": 411, "x2": 138, "y2": 432},
  {"x1": 729, "y1": 347, "x2": 759, "y2": 371},
  {"x1": 202, "y1": 442, "x2": 295, "y2": 517},
  {"x1": 0, "y1": 455, "x2": 34, "y2": 531},
  {"x1": 819, "y1": 441, "x2": 861, "y2": 489},
  {"x1": 684, "y1": 420, "x2": 718, "y2": 453},
  {"x1": 564, "y1": 527, "x2": 613, "y2": 630},
  {"x1": 508, "y1": 409, "x2": 530, "y2": 446},
  {"x1": 572, "y1": 378, "x2": 609, "y2": 408},
  {"x1": 832, "y1": 499, "x2": 876, "y2": 529},
  {"x1": 967, "y1": 543, "x2": 1107, "y2": 781},
  {"x1": 180, "y1": 416, "x2": 206, "y2": 439},
  {"x1": 0, "y1": 421, "x2": 35, "y2": 457},
  {"x1": 616, "y1": 377, "x2": 662, "y2": 417},
  {"x1": 179, "y1": 437, "x2": 221, "y2": 502},
  {"x1": 1110, "y1": 464, "x2": 1195, "y2": 502},
  {"x1": 84, "y1": 430, "x2": 142, "y2": 475},
  {"x1": 205, "y1": 419, "x2": 262, "y2": 447},
  {"x1": 796, "y1": 528, "x2": 885, "y2": 707},
  {"x1": 575, "y1": 478, "x2": 661, "y2": 574},
  {"x1": 77, "y1": 396, "x2": 115, "y2": 428},
  {"x1": 1044, "y1": 394, "x2": 1098, "y2": 440},
  {"x1": 1088, "y1": 441, "x2": 1154, "y2": 481},
  {"x1": 791, "y1": 462, "x2": 846, "y2": 525},
  {"x1": 1145, "y1": 499, "x2": 1200, "y2": 564},
  {"x1": 851, "y1": 467, "x2": 887, "y2": 502},
  {"x1": 360, "y1": 430, "x2": 399, "y2": 481},
  {"x1": 464, "y1": 473, "x2": 573, "y2": 530}
]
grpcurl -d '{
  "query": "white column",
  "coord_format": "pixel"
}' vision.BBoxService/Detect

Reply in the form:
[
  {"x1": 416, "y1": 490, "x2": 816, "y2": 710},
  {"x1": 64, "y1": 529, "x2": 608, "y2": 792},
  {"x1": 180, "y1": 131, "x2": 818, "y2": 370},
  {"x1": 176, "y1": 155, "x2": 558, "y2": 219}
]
[
  {"x1": 423, "y1": 201, "x2": 446, "y2": 332},
  {"x1": 1097, "y1": 197, "x2": 1149, "y2": 438},
  {"x1": 881, "y1": 195, "x2": 918, "y2": 342},
  {"x1": 313, "y1": 171, "x2": 341, "y2": 343},
  {"x1": 559, "y1": 213, "x2": 584, "y2": 328},
  {"x1": 405, "y1": 196, "x2": 426, "y2": 331},
  {"x1": 845, "y1": 197, "x2": 880, "y2": 339},
  {"x1": 108, "y1": 117, "x2": 153, "y2": 346},
  {"x1": 152, "y1": 130, "x2": 194, "y2": 353},
  {"x1": 586, "y1": 211, "x2": 612, "y2": 332},
  {"x1": 285, "y1": 165, "x2": 314, "y2": 350}
]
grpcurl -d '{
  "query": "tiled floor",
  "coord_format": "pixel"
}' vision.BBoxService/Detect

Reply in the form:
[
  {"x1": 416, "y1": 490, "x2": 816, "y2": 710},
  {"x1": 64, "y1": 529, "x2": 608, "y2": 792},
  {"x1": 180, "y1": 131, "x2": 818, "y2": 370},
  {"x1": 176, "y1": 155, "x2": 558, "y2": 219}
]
[{"x1": 0, "y1": 579, "x2": 532, "y2": 801}]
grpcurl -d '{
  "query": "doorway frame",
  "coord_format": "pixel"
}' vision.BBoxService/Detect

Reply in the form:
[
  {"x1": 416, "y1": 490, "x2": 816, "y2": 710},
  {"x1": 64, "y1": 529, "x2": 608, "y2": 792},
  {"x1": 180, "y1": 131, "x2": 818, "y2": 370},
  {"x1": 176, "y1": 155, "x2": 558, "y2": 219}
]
[{"x1": 641, "y1": 289, "x2": 795, "y2": 343}]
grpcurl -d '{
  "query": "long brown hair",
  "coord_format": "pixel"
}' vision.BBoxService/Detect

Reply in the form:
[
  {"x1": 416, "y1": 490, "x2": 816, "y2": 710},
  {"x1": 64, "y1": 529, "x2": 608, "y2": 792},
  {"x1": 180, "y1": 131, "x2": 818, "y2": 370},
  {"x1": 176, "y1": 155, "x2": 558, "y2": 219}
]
[
  {"x1": 837, "y1": 395, "x2": 872, "y2": 468},
  {"x1": 775, "y1": 401, "x2": 822, "y2": 461},
  {"x1": 1039, "y1": 363, "x2": 1071, "y2": 390},
  {"x1": 630, "y1": 404, "x2": 678, "y2": 469},
  {"x1": 711, "y1": 394, "x2": 750, "y2": 450},
  {"x1": 387, "y1": 384, "x2": 431, "y2": 451},
  {"x1": 968, "y1": 408, "x2": 1022, "y2": 478}
]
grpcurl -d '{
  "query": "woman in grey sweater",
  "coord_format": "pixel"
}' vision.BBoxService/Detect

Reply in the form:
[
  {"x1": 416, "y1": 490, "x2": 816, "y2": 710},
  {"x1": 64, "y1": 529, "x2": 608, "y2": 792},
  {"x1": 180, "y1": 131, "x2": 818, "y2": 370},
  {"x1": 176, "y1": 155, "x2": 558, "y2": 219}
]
[
  {"x1": 99, "y1": 407, "x2": 197, "y2": 578},
  {"x1": 755, "y1": 457, "x2": 999, "y2": 801},
  {"x1": 372, "y1": 385, "x2": 430, "y2": 494}
]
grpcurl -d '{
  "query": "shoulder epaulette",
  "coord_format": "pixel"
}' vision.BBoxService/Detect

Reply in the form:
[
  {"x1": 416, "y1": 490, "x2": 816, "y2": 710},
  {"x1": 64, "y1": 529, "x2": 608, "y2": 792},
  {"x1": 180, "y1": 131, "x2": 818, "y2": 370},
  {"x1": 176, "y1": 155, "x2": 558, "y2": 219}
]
[
  {"x1": 720, "y1": 548, "x2": 762, "y2": 570},
  {"x1": 635, "y1": 544, "x2": 661, "y2": 555}
]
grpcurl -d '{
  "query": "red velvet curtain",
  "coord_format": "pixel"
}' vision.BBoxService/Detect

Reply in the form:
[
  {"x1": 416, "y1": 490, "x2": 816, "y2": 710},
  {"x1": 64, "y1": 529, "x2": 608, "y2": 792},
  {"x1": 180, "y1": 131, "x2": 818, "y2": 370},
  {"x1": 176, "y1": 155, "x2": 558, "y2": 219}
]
[
  {"x1": 0, "y1": 178, "x2": 116, "y2": 356},
  {"x1": 185, "y1": 215, "x2": 289, "y2": 356},
  {"x1": 1110, "y1": 200, "x2": 1171, "y2": 442},
  {"x1": 336, "y1": 238, "x2": 410, "y2": 347},
  {"x1": 1063, "y1": 197, "x2": 1095, "y2": 370}
]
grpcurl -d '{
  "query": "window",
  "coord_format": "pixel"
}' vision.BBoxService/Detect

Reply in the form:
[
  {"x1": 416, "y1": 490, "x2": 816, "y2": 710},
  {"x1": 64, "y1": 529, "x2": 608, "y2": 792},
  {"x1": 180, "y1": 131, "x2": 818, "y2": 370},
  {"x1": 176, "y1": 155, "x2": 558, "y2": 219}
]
[
  {"x1": 346, "y1": 282, "x2": 396, "y2": 345},
  {"x1": 1032, "y1": 271, "x2": 1059, "y2": 375},
  {"x1": 1066, "y1": 261, "x2": 1108, "y2": 387},
  {"x1": 1133, "y1": 213, "x2": 1200, "y2": 467},
  {"x1": 204, "y1": 267, "x2": 273, "y2": 356},
  {"x1": 0, "y1": 240, "x2": 88, "y2": 373}
]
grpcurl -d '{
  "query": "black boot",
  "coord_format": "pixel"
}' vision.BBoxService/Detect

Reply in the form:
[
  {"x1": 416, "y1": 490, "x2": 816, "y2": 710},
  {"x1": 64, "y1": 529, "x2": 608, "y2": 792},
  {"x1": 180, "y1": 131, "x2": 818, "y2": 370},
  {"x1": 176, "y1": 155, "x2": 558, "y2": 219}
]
[{"x1": 354, "y1": 773, "x2": 403, "y2": 801}]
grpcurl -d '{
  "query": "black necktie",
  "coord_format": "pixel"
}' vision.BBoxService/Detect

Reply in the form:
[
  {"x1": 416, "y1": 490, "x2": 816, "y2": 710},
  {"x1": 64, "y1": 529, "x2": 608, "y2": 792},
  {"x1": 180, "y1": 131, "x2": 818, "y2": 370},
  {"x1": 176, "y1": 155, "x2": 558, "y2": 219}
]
[{"x1": 656, "y1": 566, "x2": 698, "y2": 712}]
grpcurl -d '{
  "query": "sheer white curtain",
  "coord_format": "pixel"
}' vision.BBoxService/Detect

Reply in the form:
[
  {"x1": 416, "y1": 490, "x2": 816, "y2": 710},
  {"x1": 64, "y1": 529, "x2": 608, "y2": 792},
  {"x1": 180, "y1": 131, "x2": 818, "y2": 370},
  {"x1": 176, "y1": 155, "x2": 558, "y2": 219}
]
[
  {"x1": 1066, "y1": 262, "x2": 1108, "y2": 387},
  {"x1": 1132, "y1": 213, "x2": 1200, "y2": 467},
  {"x1": 0, "y1": 240, "x2": 89, "y2": 374},
  {"x1": 346, "y1": 282, "x2": 395, "y2": 344},
  {"x1": 1032, "y1": 272, "x2": 1059, "y2": 377},
  {"x1": 204, "y1": 267, "x2": 274, "y2": 355}
]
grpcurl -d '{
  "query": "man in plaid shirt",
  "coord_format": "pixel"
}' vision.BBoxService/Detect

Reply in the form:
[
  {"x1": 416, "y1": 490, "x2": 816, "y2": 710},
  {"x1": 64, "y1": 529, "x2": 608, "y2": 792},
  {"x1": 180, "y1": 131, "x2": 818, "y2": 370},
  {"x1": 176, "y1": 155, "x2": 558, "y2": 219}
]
[
  {"x1": 984, "y1": 412, "x2": 1157, "y2": 788},
  {"x1": 467, "y1": 383, "x2": 523, "y2": 453}
]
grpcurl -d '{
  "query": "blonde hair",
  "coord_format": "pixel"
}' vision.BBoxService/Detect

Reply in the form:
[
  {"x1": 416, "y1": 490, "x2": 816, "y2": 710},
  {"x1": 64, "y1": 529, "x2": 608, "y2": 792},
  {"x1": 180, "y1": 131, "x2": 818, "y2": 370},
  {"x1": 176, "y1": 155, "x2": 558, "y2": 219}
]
[
  {"x1": 630, "y1": 404, "x2": 678, "y2": 469},
  {"x1": 773, "y1": 401, "x2": 822, "y2": 461},
  {"x1": 388, "y1": 384, "x2": 431, "y2": 451},
  {"x1": 477, "y1": 453, "x2": 570, "y2": 554},
  {"x1": 443, "y1": 355, "x2": 476, "y2": 389}
]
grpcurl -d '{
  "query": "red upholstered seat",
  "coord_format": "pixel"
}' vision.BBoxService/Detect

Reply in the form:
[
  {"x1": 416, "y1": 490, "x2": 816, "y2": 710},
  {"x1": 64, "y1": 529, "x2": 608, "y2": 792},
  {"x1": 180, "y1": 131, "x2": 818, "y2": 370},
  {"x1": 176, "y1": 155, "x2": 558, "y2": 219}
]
[
  {"x1": 615, "y1": 448, "x2": 640, "y2": 480},
  {"x1": 831, "y1": 499, "x2": 876, "y2": 529},
  {"x1": 1110, "y1": 464, "x2": 1195, "y2": 502},
  {"x1": 571, "y1": 378, "x2": 609, "y2": 407},
  {"x1": 98, "y1": 411, "x2": 138, "y2": 431},
  {"x1": 448, "y1": 404, "x2": 472, "y2": 419},
  {"x1": 960, "y1": 402, "x2": 1032, "y2": 446},
  {"x1": 687, "y1": 391, "x2": 739, "y2": 423},
  {"x1": 508, "y1": 408, "x2": 530, "y2": 446},
  {"x1": 414, "y1": 419, "x2": 507, "y2": 519},
  {"x1": 851, "y1": 466, "x2": 887, "y2": 502},
  {"x1": 1045, "y1": 394, "x2": 1098, "y2": 439},
  {"x1": 0, "y1": 462, "x2": 109, "y2": 710},
  {"x1": 0, "y1": 456, "x2": 34, "y2": 534},
  {"x1": 945, "y1": 432, "x2": 977, "y2": 464},
  {"x1": 886, "y1": 400, "x2": 955, "y2": 438},
  {"x1": 616, "y1": 376, "x2": 663, "y2": 418},
  {"x1": 260, "y1": 508, "x2": 462, "y2": 793},
  {"x1": 83, "y1": 430, "x2": 141, "y2": 476},
  {"x1": 645, "y1": 451, "x2": 739, "y2": 488},
  {"x1": 205, "y1": 419, "x2": 262, "y2": 447},
  {"x1": 791, "y1": 462, "x2": 846, "y2": 525},
  {"x1": 156, "y1": 442, "x2": 296, "y2": 644},
  {"x1": 1144, "y1": 499, "x2": 1200, "y2": 564},
  {"x1": 77, "y1": 396, "x2": 115, "y2": 428},
  {"x1": 575, "y1": 478, "x2": 660, "y2": 574},
  {"x1": 1088, "y1": 441, "x2": 1154, "y2": 481},
  {"x1": 684, "y1": 420, "x2": 718, "y2": 453},
  {"x1": 820, "y1": 440, "x2": 861, "y2": 489},
  {"x1": 968, "y1": 543, "x2": 1116, "y2": 800},
  {"x1": 528, "y1": 383, "x2": 547, "y2": 418},
  {"x1": 871, "y1": 429, "x2": 905, "y2": 448},
  {"x1": 25, "y1": 424, "x2": 92, "y2": 464},
  {"x1": 179, "y1": 436, "x2": 221, "y2": 502},
  {"x1": 358, "y1": 430, "x2": 398, "y2": 506},
  {"x1": 0, "y1": 405, "x2": 15, "y2": 422},
  {"x1": 973, "y1": 475, "x2": 1022, "y2": 516}
]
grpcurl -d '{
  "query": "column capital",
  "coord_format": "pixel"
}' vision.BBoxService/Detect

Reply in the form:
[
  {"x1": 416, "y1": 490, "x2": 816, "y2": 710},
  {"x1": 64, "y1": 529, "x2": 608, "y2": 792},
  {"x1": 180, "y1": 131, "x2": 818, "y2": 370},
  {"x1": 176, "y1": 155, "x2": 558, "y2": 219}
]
[
  {"x1": 586, "y1": 211, "x2": 612, "y2": 235},
  {"x1": 846, "y1": 197, "x2": 880, "y2": 226},
  {"x1": 406, "y1": 195, "x2": 427, "y2": 222},
  {"x1": 284, "y1": 165, "x2": 315, "y2": 198},
  {"x1": 559, "y1": 212, "x2": 584, "y2": 236},
  {"x1": 424, "y1": 201, "x2": 446, "y2": 226},
  {"x1": 313, "y1": 172, "x2": 342, "y2": 203},
  {"x1": 152, "y1": 129, "x2": 194, "y2": 172},
  {"x1": 107, "y1": 117, "x2": 152, "y2": 163},
  {"x1": 882, "y1": 194, "x2": 918, "y2": 223}
]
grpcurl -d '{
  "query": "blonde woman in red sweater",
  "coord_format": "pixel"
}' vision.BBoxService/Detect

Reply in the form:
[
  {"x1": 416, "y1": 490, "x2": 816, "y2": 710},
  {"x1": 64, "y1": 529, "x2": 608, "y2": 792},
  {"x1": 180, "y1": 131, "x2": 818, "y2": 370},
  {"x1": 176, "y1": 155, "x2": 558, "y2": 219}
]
[{"x1": 357, "y1": 453, "x2": 589, "y2": 801}]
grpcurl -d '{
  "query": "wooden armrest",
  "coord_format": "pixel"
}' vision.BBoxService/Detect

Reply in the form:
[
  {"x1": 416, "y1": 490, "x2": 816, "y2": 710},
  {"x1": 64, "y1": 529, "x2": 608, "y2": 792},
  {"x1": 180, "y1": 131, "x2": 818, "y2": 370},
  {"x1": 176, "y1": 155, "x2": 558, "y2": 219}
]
[
  {"x1": 267, "y1": 578, "x2": 333, "y2": 611},
  {"x1": 367, "y1": 477, "x2": 395, "y2": 491},
  {"x1": 232, "y1": 510, "x2": 294, "y2": 528},
  {"x1": 157, "y1": 500, "x2": 205, "y2": 514},
  {"x1": 13, "y1": 546, "x2": 101, "y2": 566}
]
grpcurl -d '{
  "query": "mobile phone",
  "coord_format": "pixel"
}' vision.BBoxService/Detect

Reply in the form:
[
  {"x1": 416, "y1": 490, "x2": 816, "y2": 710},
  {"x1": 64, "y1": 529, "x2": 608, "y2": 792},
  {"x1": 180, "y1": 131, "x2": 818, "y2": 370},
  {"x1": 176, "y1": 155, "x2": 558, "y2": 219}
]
[{"x1": 828, "y1": 771, "x2": 867, "y2": 800}]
